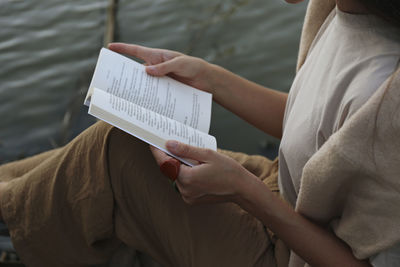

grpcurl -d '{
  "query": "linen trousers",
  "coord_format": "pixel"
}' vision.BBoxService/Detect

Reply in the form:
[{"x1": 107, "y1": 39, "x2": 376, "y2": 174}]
[{"x1": 0, "y1": 122, "x2": 289, "y2": 267}]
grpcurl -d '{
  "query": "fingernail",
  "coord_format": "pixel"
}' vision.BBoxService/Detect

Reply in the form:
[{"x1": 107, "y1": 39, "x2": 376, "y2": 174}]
[
  {"x1": 160, "y1": 159, "x2": 179, "y2": 181},
  {"x1": 166, "y1": 140, "x2": 179, "y2": 151},
  {"x1": 146, "y1": 66, "x2": 156, "y2": 73}
]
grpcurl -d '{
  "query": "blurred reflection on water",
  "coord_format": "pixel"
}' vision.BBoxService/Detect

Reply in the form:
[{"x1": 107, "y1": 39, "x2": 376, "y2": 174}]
[{"x1": 0, "y1": 0, "x2": 307, "y2": 163}]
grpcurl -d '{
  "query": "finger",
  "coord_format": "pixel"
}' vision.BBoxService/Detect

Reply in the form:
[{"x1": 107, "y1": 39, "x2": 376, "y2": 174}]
[
  {"x1": 160, "y1": 159, "x2": 181, "y2": 181},
  {"x1": 149, "y1": 145, "x2": 171, "y2": 166},
  {"x1": 172, "y1": 181, "x2": 180, "y2": 193},
  {"x1": 146, "y1": 57, "x2": 183, "y2": 77},
  {"x1": 175, "y1": 179, "x2": 185, "y2": 195},
  {"x1": 181, "y1": 195, "x2": 195, "y2": 205},
  {"x1": 108, "y1": 43, "x2": 156, "y2": 63},
  {"x1": 108, "y1": 43, "x2": 181, "y2": 65},
  {"x1": 165, "y1": 140, "x2": 214, "y2": 162},
  {"x1": 150, "y1": 146, "x2": 181, "y2": 180}
]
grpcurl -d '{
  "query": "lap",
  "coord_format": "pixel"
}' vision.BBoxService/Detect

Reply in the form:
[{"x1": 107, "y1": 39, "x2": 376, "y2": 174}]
[
  {"x1": 108, "y1": 124, "x2": 278, "y2": 267},
  {"x1": 0, "y1": 122, "x2": 283, "y2": 267}
]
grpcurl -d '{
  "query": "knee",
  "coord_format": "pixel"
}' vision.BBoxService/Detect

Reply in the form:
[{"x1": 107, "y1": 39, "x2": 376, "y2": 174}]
[
  {"x1": 107, "y1": 126, "x2": 150, "y2": 156},
  {"x1": 91, "y1": 121, "x2": 115, "y2": 139},
  {"x1": 107, "y1": 127, "x2": 165, "y2": 199},
  {"x1": 107, "y1": 126, "x2": 158, "y2": 179}
]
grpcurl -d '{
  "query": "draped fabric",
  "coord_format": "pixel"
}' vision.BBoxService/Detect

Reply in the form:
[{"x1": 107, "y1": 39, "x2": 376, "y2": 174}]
[{"x1": 292, "y1": 0, "x2": 400, "y2": 265}]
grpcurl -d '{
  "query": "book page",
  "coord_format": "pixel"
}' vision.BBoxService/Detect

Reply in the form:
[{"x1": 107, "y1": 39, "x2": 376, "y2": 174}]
[
  {"x1": 89, "y1": 88, "x2": 217, "y2": 166},
  {"x1": 85, "y1": 48, "x2": 212, "y2": 133}
]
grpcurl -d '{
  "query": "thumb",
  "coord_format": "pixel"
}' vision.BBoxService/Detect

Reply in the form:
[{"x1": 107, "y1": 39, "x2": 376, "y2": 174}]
[
  {"x1": 146, "y1": 57, "x2": 181, "y2": 77},
  {"x1": 166, "y1": 141, "x2": 214, "y2": 163}
]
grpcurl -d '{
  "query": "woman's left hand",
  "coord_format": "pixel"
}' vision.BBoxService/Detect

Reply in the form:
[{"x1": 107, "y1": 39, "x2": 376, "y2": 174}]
[{"x1": 150, "y1": 141, "x2": 252, "y2": 205}]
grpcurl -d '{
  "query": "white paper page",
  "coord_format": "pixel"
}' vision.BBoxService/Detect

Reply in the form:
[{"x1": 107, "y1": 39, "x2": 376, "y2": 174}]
[
  {"x1": 86, "y1": 48, "x2": 212, "y2": 133},
  {"x1": 89, "y1": 88, "x2": 217, "y2": 166}
]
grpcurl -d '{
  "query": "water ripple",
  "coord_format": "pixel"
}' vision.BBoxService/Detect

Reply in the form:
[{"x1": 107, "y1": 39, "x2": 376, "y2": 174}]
[{"x1": 0, "y1": 0, "x2": 307, "y2": 161}]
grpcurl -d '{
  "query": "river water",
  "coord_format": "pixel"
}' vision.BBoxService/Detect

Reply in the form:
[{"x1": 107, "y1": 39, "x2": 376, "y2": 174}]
[{"x1": 0, "y1": 0, "x2": 307, "y2": 163}]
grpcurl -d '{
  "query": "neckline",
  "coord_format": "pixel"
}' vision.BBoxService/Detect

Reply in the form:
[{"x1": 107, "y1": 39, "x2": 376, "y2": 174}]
[{"x1": 335, "y1": 6, "x2": 393, "y2": 30}]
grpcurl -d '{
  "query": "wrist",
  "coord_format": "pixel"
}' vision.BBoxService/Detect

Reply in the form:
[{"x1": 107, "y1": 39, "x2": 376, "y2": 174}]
[
  {"x1": 232, "y1": 169, "x2": 263, "y2": 206},
  {"x1": 203, "y1": 62, "x2": 226, "y2": 96},
  {"x1": 234, "y1": 172, "x2": 277, "y2": 218}
]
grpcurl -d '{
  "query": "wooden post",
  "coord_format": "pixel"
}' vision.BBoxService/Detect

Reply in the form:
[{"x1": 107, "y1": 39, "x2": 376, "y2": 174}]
[{"x1": 104, "y1": 0, "x2": 117, "y2": 47}]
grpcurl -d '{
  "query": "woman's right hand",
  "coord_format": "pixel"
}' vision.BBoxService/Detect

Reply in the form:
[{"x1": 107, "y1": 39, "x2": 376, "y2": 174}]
[{"x1": 108, "y1": 43, "x2": 214, "y2": 94}]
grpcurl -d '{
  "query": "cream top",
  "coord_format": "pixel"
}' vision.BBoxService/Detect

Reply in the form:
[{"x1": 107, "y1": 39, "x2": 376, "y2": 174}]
[
  {"x1": 279, "y1": 7, "x2": 400, "y2": 206},
  {"x1": 278, "y1": 7, "x2": 400, "y2": 266}
]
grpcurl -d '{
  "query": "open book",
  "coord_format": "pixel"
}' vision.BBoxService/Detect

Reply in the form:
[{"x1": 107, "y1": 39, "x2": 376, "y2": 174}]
[{"x1": 84, "y1": 48, "x2": 217, "y2": 166}]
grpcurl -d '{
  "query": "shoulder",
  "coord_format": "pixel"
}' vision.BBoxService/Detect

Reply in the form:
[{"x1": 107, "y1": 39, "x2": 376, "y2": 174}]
[
  {"x1": 332, "y1": 66, "x2": 400, "y2": 168},
  {"x1": 335, "y1": 56, "x2": 400, "y2": 130}
]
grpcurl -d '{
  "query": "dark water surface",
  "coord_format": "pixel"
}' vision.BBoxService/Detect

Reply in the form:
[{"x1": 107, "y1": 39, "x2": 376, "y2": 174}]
[{"x1": 0, "y1": 0, "x2": 307, "y2": 162}]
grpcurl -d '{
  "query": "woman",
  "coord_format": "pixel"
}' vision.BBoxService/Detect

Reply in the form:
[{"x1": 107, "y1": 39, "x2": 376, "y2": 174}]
[{"x1": 0, "y1": 0, "x2": 399, "y2": 266}]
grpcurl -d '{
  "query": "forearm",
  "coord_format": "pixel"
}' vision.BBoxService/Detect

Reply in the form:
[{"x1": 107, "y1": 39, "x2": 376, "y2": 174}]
[
  {"x1": 109, "y1": 43, "x2": 287, "y2": 138},
  {"x1": 236, "y1": 176, "x2": 371, "y2": 267},
  {"x1": 206, "y1": 63, "x2": 287, "y2": 139}
]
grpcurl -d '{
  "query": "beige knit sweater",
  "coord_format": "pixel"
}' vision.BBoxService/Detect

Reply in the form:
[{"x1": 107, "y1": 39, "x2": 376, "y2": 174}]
[{"x1": 292, "y1": 0, "x2": 400, "y2": 265}]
